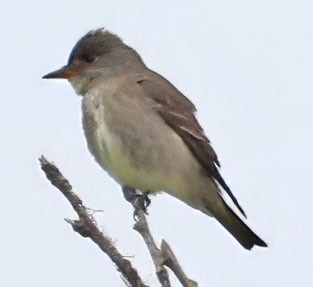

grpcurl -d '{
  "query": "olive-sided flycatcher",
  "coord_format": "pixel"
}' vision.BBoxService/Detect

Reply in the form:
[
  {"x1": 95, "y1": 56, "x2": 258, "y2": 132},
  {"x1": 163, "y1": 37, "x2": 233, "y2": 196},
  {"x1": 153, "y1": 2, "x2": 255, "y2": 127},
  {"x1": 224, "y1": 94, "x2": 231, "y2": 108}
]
[{"x1": 43, "y1": 29, "x2": 267, "y2": 250}]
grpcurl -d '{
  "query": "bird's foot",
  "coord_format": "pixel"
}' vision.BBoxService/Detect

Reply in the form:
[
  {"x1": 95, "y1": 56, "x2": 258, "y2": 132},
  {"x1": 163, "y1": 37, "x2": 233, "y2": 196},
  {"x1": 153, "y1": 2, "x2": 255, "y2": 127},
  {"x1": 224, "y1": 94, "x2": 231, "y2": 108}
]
[
  {"x1": 133, "y1": 192, "x2": 151, "y2": 216},
  {"x1": 122, "y1": 186, "x2": 151, "y2": 218}
]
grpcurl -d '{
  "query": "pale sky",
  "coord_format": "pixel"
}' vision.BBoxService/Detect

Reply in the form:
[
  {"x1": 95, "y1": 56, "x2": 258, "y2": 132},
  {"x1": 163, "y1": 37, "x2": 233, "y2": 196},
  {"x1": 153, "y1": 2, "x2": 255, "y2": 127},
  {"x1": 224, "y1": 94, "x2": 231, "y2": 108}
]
[{"x1": 1, "y1": 0, "x2": 313, "y2": 286}]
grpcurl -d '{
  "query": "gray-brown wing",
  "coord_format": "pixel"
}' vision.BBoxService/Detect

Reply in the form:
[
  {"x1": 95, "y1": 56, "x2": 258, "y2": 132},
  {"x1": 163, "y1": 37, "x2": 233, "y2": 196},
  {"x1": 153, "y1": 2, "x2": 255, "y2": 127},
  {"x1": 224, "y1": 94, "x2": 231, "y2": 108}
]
[{"x1": 137, "y1": 71, "x2": 246, "y2": 217}]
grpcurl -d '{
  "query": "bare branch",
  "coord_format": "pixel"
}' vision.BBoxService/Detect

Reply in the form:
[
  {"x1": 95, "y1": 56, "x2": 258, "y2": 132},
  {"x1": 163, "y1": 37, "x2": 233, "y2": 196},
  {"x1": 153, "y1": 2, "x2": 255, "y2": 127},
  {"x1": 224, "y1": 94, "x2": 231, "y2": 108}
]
[
  {"x1": 39, "y1": 156, "x2": 198, "y2": 287},
  {"x1": 39, "y1": 156, "x2": 147, "y2": 287}
]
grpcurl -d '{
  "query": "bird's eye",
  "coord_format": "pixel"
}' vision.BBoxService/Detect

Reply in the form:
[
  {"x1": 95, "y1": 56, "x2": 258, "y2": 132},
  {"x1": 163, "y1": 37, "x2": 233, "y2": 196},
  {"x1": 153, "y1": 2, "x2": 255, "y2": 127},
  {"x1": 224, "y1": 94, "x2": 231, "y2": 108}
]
[{"x1": 81, "y1": 54, "x2": 95, "y2": 63}]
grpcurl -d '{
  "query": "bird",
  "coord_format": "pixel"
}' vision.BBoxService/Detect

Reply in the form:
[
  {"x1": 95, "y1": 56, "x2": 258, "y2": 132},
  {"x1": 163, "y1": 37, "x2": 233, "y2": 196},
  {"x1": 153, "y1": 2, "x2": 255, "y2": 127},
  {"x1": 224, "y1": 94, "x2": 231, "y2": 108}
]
[{"x1": 43, "y1": 28, "x2": 267, "y2": 250}]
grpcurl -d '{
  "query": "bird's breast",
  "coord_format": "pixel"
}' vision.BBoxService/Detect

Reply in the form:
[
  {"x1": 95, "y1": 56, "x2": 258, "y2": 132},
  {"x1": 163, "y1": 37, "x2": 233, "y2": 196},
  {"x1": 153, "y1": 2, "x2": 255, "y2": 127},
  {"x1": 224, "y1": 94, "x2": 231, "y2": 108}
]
[
  {"x1": 80, "y1": 86, "x2": 206, "y2": 196},
  {"x1": 81, "y1": 89, "x2": 164, "y2": 190}
]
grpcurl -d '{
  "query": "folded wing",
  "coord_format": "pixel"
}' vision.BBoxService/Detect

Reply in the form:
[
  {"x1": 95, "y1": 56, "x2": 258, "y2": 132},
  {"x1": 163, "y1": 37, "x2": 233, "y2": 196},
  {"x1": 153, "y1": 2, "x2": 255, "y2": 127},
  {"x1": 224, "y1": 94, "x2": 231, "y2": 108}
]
[{"x1": 137, "y1": 71, "x2": 246, "y2": 217}]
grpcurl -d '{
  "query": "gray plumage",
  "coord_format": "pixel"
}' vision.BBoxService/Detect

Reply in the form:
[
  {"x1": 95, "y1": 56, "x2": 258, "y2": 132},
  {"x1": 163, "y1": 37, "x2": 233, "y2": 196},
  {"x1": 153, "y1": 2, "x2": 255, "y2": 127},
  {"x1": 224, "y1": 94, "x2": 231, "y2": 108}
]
[{"x1": 43, "y1": 29, "x2": 267, "y2": 250}]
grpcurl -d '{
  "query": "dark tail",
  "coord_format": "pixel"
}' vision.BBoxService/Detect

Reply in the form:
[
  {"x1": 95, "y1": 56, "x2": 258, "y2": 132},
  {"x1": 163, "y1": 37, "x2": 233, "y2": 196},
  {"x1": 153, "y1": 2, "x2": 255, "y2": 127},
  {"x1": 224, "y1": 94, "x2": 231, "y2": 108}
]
[{"x1": 210, "y1": 199, "x2": 267, "y2": 250}]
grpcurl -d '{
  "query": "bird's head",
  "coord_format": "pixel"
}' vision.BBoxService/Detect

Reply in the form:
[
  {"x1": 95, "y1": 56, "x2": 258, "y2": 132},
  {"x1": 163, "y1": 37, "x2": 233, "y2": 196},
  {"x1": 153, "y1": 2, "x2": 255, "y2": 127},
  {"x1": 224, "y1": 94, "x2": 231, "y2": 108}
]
[{"x1": 43, "y1": 28, "x2": 143, "y2": 95}]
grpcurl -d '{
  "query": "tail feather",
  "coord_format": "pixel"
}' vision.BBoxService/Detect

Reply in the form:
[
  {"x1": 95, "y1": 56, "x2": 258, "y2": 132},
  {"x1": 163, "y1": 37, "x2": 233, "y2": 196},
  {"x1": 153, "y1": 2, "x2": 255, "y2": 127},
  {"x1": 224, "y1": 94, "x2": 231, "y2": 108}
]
[{"x1": 210, "y1": 198, "x2": 267, "y2": 250}]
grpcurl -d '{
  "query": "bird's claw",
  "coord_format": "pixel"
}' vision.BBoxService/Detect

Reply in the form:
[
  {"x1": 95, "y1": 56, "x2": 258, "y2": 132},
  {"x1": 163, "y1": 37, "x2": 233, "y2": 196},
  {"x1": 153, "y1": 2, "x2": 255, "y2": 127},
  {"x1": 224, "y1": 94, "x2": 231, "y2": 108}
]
[
  {"x1": 133, "y1": 193, "x2": 151, "y2": 216},
  {"x1": 122, "y1": 187, "x2": 151, "y2": 218}
]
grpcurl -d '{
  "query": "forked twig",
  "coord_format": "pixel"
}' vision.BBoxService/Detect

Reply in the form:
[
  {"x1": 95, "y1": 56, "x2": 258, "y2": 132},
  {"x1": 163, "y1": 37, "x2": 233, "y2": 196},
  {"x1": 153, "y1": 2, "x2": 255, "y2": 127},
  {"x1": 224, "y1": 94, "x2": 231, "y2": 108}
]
[
  {"x1": 134, "y1": 210, "x2": 197, "y2": 287},
  {"x1": 39, "y1": 156, "x2": 197, "y2": 287}
]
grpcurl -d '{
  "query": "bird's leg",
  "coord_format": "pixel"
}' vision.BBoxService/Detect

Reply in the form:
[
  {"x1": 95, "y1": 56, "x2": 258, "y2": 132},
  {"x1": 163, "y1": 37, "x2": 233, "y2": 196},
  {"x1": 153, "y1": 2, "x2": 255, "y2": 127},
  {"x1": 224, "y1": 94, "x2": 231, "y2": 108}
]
[{"x1": 122, "y1": 186, "x2": 151, "y2": 217}]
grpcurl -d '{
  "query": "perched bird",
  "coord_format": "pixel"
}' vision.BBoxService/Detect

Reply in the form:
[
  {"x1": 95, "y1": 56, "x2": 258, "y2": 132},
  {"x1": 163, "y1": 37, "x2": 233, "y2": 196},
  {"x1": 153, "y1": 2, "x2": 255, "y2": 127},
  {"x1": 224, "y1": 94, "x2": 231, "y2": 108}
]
[{"x1": 43, "y1": 29, "x2": 267, "y2": 250}]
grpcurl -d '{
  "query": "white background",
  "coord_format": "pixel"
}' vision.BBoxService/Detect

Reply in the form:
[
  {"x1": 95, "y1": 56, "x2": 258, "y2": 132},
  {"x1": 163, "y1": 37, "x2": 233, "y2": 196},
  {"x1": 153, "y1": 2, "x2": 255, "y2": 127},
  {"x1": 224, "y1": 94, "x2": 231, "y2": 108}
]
[{"x1": 1, "y1": 1, "x2": 312, "y2": 286}]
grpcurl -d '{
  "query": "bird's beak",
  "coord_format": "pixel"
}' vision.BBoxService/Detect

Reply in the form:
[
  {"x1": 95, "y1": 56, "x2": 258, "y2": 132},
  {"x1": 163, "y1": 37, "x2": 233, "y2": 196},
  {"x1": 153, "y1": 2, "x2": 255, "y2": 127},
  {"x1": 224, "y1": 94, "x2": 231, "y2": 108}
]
[{"x1": 42, "y1": 65, "x2": 77, "y2": 79}]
